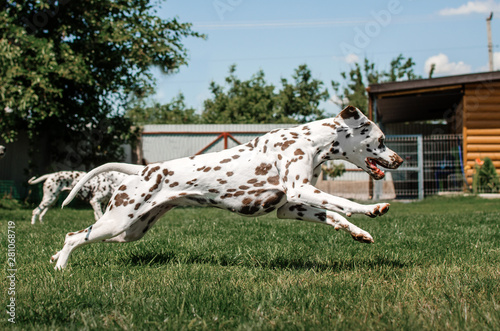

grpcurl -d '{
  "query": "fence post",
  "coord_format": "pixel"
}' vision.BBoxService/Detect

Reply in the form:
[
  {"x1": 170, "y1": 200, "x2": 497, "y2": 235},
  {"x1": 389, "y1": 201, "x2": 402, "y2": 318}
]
[{"x1": 417, "y1": 135, "x2": 424, "y2": 200}]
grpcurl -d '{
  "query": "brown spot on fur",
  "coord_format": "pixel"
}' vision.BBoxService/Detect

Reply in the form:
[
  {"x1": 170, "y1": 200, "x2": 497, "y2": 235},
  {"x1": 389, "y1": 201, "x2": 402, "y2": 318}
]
[
  {"x1": 114, "y1": 192, "x2": 130, "y2": 207},
  {"x1": 314, "y1": 189, "x2": 321, "y2": 194},
  {"x1": 281, "y1": 140, "x2": 296, "y2": 151},
  {"x1": 209, "y1": 189, "x2": 220, "y2": 194},
  {"x1": 220, "y1": 159, "x2": 231, "y2": 164},
  {"x1": 118, "y1": 185, "x2": 127, "y2": 191},
  {"x1": 214, "y1": 166, "x2": 221, "y2": 171},
  {"x1": 169, "y1": 182, "x2": 179, "y2": 188},
  {"x1": 322, "y1": 122, "x2": 337, "y2": 130},
  {"x1": 203, "y1": 167, "x2": 212, "y2": 172},
  {"x1": 145, "y1": 166, "x2": 160, "y2": 181},
  {"x1": 242, "y1": 198, "x2": 253, "y2": 205},
  {"x1": 232, "y1": 155, "x2": 240, "y2": 159},
  {"x1": 255, "y1": 163, "x2": 273, "y2": 176},
  {"x1": 294, "y1": 149, "x2": 305, "y2": 156},
  {"x1": 144, "y1": 194, "x2": 152, "y2": 201},
  {"x1": 267, "y1": 175, "x2": 280, "y2": 185},
  {"x1": 247, "y1": 178, "x2": 258, "y2": 184},
  {"x1": 234, "y1": 191, "x2": 245, "y2": 197},
  {"x1": 135, "y1": 203, "x2": 141, "y2": 210},
  {"x1": 226, "y1": 172, "x2": 234, "y2": 177},
  {"x1": 220, "y1": 193, "x2": 233, "y2": 199},
  {"x1": 149, "y1": 174, "x2": 163, "y2": 192},
  {"x1": 248, "y1": 189, "x2": 267, "y2": 196}
]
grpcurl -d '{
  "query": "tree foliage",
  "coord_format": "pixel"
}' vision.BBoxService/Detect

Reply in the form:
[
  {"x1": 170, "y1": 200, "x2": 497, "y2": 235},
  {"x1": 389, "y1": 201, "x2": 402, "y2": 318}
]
[
  {"x1": 331, "y1": 54, "x2": 420, "y2": 114},
  {"x1": 200, "y1": 64, "x2": 329, "y2": 124},
  {"x1": 127, "y1": 94, "x2": 201, "y2": 124},
  {"x1": 278, "y1": 64, "x2": 330, "y2": 123},
  {"x1": 0, "y1": 0, "x2": 203, "y2": 169}
]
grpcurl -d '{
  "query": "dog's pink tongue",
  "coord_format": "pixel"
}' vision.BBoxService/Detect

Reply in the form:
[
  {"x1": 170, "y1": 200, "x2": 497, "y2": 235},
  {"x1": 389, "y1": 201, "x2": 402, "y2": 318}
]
[{"x1": 370, "y1": 159, "x2": 384, "y2": 177}]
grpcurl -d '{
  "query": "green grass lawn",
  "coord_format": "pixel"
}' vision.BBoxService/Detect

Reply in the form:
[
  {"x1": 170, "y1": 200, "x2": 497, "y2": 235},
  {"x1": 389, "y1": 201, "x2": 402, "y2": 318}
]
[{"x1": 1, "y1": 196, "x2": 499, "y2": 330}]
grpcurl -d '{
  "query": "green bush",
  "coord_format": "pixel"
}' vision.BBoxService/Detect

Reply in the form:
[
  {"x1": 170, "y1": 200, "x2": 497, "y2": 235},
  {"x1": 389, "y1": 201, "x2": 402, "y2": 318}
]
[
  {"x1": 0, "y1": 194, "x2": 23, "y2": 209},
  {"x1": 473, "y1": 157, "x2": 500, "y2": 193},
  {"x1": 321, "y1": 162, "x2": 346, "y2": 179}
]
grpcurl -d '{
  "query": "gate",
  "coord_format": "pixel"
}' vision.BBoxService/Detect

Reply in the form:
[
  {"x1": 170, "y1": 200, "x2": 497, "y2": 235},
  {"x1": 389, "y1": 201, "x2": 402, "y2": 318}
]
[{"x1": 379, "y1": 134, "x2": 464, "y2": 200}]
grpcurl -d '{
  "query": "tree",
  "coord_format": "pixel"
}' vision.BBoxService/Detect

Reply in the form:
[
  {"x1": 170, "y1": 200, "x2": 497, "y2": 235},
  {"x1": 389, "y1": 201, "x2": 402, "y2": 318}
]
[
  {"x1": 127, "y1": 93, "x2": 201, "y2": 124},
  {"x1": 278, "y1": 64, "x2": 330, "y2": 123},
  {"x1": 201, "y1": 64, "x2": 329, "y2": 124},
  {"x1": 201, "y1": 65, "x2": 283, "y2": 124},
  {"x1": 0, "y1": 1, "x2": 203, "y2": 169},
  {"x1": 331, "y1": 54, "x2": 420, "y2": 114}
]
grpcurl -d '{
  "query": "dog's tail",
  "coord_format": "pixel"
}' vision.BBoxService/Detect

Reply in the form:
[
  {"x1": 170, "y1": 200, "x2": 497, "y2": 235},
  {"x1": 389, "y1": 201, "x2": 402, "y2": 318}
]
[
  {"x1": 28, "y1": 174, "x2": 52, "y2": 185},
  {"x1": 62, "y1": 163, "x2": 145, "y2": 208}
]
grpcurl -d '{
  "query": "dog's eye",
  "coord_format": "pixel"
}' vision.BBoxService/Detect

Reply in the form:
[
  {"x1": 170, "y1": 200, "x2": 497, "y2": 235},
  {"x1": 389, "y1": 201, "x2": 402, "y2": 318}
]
[{"x1": 377, "y1": 137, "x2": 385, "y2": 149}]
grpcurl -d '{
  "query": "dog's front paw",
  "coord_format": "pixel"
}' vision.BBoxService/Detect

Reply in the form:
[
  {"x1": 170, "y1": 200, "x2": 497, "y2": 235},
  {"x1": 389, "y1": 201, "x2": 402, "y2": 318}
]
[
  {"x1": 50, "y1": 251, "x2": 60, "y2": 264},
  {"x1": 351, "y1": 231, "x2": 374, "y2": 244},
  {"x1": 365, "y1": 203, "x2": 390, "y2": 218}
]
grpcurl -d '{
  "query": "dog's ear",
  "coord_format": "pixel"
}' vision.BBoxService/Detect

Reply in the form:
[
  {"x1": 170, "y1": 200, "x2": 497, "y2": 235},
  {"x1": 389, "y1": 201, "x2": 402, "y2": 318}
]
[{"x1": 336, "y1": 106, "x2": 367, "y2": 122}]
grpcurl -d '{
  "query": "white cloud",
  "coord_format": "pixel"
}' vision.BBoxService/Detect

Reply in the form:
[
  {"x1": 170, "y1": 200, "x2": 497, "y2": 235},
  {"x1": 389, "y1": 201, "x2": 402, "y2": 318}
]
[
  {"x1": 424, "y1": 53, "x2": 472, "y2": 77},
  {"x1": 330, "y1": 94, "x2": 349, "y2": 106},
  {"x1": 478, "y1": 52, "x2": 500, "y2": 71},
  {"x1": 344, "y1": 53, "x2": 360, "y2": 64},
  {"x1": 439, "y1": 0, "x2": 500, "y2": 16}
]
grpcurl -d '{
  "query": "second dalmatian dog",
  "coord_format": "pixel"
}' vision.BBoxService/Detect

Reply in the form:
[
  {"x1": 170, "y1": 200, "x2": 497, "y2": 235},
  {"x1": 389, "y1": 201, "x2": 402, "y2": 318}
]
[
  {"x1": 52, "y1": 106, "x2": 403, "y2": 269},
  {"x1": 29, "y1": 171, "x2": 127, "y2": 224}
]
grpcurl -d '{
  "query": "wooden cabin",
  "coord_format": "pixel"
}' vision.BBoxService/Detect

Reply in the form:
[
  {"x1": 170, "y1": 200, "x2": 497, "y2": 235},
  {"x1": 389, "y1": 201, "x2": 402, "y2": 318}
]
[{"x1": 368, "y1": 71, "x2": 500, "y2": 186}]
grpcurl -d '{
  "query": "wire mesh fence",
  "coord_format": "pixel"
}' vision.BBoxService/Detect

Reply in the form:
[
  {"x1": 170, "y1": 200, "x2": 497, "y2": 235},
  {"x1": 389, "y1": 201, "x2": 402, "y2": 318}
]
[{"x1": 384, "y1": 134, "x2": 465, "y2": 199}]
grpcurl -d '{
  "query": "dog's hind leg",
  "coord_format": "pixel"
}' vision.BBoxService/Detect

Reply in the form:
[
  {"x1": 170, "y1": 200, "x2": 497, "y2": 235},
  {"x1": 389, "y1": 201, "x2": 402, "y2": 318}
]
[
  {"x1": 32, "y1": 194, "x2": 59, "y2": 224},
  {"x1": 51, "y1": 203, "x2": 173, "y2": 269},
  {"x1": 51, "y1": 214, "x2": 134, "y2": 270},
  {"x1": 277, "y1": 203, "x2": 374, "y2": 243}
]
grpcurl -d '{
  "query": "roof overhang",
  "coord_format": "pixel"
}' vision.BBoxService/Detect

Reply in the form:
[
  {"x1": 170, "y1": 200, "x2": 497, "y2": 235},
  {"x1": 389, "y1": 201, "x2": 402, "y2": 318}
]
[{"x1": 368, "y1": 71, "x2": 500, "y2": 123}]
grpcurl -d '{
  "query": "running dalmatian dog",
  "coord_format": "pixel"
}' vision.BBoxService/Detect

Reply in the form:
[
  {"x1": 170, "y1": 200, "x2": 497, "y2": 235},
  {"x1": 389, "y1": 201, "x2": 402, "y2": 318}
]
[
  {"x1": 52, "y1": 106, "x2": 403, "y2": 270},
  {"x1": 29, "y1": 171, "x2": 127, "y2": 224}
]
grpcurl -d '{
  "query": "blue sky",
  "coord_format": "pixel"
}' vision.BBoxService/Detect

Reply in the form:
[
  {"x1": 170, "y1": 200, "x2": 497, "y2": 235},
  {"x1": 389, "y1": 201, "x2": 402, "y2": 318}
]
[{"x1": 151, "y1": 0, "x2": 500, "y2": 115}]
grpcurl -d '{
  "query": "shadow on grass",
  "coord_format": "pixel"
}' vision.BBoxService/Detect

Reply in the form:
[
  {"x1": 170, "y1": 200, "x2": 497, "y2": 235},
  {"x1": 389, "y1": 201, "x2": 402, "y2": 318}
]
[{"x1": 121, "y1": 250, "x2": 409, "y2": 272}]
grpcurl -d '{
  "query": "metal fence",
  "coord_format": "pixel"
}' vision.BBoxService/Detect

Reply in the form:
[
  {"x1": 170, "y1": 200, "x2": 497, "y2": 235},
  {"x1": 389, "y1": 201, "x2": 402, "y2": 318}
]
[{"x1": 384, "y1": 134, "x2": 464, "y2": 200}]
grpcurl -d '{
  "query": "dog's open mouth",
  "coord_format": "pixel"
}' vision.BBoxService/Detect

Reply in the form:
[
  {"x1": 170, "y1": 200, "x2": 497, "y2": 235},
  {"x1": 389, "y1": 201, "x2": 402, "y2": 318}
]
[{"x1": 366, "y1": 157, "x2": 385, "y2": 179}]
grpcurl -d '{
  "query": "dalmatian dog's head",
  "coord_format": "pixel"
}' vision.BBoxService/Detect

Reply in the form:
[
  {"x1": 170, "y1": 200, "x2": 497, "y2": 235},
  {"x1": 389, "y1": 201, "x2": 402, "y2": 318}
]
[
  {"x1": 0, "y1": 145, "x2": 5, "y2": 159},
  {"x1": 331, "y1": 106, "x2": 403, "y2": 180}
]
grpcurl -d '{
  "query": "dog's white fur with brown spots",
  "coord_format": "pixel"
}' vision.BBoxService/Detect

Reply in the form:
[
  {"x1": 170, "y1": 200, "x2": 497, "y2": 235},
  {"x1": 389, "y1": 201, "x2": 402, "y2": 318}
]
[
  {"x1": 52, "y1": 106, "x2": 403, "y2": 269},
  {"x1": 29, "y1": 171, "x2": 127, "y2": 224}
]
